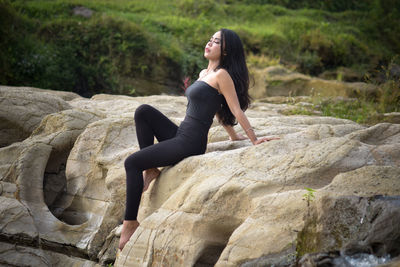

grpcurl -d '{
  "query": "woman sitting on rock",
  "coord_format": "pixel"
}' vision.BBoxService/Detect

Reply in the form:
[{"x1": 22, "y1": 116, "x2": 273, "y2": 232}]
[{"x1": 119, "y1": 28, "x2": 279, "y2": 250}]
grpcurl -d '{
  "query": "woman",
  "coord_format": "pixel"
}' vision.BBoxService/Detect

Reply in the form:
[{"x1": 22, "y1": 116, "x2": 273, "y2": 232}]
[{"x1": 119, "y1": 28, "x2": 279, "y2": 250}]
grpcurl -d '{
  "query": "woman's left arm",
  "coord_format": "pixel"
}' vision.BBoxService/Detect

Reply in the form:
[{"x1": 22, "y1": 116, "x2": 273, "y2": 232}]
[
  {"x1": 216, "y1": 113, "x2": 247, "y2": 141},
  {"x1": 217, "y1": 70, "x2": 279, "y2": 145}
]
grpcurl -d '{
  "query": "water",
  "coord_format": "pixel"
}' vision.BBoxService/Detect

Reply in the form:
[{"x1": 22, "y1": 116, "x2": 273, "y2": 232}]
[{"x1": 333, "y1": 253, "x2": 391, "y2": 267}]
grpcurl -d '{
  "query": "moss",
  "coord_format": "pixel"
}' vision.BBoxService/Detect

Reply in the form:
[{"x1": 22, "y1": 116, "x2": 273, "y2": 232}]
[
  {"x1": 268, "y1": 80, "x2": 284, "y2": 87},
  {"x1": 296, "y1": 214, "x2": 319, "y2": 258}
]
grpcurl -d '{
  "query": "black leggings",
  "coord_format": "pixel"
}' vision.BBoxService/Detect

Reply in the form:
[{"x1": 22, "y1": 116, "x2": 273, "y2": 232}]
[{"x1": 124, "y1": 104, "x2": 208, "y2": 220}]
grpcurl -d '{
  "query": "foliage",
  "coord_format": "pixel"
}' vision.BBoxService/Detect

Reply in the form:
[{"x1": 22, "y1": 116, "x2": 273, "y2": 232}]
[
  {"x1": 2, "y1": 0, "x2": 185, "y2": 96},
  {"x1": 285, "y1": 58, "x2": 400, "y2": 125},
  {"x1": 0, "y1": 1, "x2": 36, "y2": 84},
  {"x1": 247, "y1": 53, "x2": 281, "y2": 68},
  {"x1": 320, "y1": 100, "x2": 379, "y2": 124},
  {"x1": 297, "y1": 29, "x2": 370, "y2": 75},
  {"x1": 1, "y1": 0, "x2": 399, "y2": 97},
  {"x1": 239, "y1": 0, "x2": 376, "y2": 12},
  {"x1": 367, "y1": 57, "x2": 400, "y2": 114},
  {"x1": 302, "y1": 187, "x2": 316, "y2": 217},
  {"x1": 36, "y1": 16, "x2": 163, "y2": 96},
  {"x1": 302, "y1": 187, "x2": 316, "y2": 204}
]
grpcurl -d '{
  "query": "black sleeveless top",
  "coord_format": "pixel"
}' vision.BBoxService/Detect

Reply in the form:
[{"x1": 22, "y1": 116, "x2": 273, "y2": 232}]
[{"x1": 185, "y1": 80, "x2": 223, "y2": 127}]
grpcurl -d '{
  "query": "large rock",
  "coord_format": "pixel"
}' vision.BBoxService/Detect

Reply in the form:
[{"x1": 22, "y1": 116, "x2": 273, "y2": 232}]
[
  {"x1": 0, "y1": 241, "x2": 101, "y2": 267},
  {"x1": 296, "y1": 192, "x2": 400, "y2": 267},
  {"x1": 0, "y1": 88, "x2": 190, "y2": 265},
  {"x1": 250, "y1": 65, "x2": 377, "y2": 99},
  {"x1": 0, "y1": 86, "x2": 80, "y2": 147},
  {"x1": 0, "y1": 86, "x2": 399, "y2": 266},
  {"x1": 0, "y1": 93, "x2": 105, "y2": 264},
  {"x1": 116, "y1": 121, "x2": 400, "y2": 266}
]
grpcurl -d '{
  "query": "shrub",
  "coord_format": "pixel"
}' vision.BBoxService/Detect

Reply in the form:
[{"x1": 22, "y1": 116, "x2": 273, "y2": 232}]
[{"x1": 36, "y1": 15, "x2": 183, "y2": 96}]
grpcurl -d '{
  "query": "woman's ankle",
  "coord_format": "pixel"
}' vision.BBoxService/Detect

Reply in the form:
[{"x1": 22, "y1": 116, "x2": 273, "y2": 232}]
[
  {"x1": 119, "y1": 220, "x2": 140, "y2": 250},
  {"x1": 144, "y1": 168, "x2": 159, "y2": 174}
]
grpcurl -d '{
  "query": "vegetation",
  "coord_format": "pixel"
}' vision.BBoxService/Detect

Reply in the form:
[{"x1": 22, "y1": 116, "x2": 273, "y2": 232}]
[
  {"x1": 284, "y1": 57, "x2": 400, "y2": 125},
  {"x1": 1, "y1": 0, "x2": 399, "y2": 102},
  {"x1": 302, "y1": 187, "x2": 316, "y2": 205}
]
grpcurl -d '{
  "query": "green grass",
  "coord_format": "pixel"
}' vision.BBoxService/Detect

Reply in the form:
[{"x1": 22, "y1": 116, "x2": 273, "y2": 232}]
[
  {"x1": 1, "y1": 0, "x2": 399, "y2": 97},
  {"x1": 284, "y1": 58, "x2": 400, "y2": 125},
  {"x1": 285, "y1": 99, "x2": 385, "y2": 125}
]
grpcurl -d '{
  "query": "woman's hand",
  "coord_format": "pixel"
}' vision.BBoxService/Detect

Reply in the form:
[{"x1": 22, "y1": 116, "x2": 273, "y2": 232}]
[
  {"x1": 252, "y1": 136, "x2": 280, "y2": 145},
  {"x1": 229, "y1": 133, "x2": 247, "y2": 141}
]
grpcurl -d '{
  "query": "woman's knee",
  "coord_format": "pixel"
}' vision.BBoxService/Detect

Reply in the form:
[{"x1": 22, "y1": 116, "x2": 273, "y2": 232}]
[
  {"x1": 124, "y1": 153, "x2": 141, "y2": 172},
  {"x1": 134, "y1": 104, "x2": 154, "y2": 122}
]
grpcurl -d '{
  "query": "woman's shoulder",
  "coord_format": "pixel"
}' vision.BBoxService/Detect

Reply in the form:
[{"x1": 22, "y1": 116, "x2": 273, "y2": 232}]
[
  {"x1": 216, "y1": 68, "x2": 229, "y2": 75},
  {"x1": 216, "y1": 68, "x2": 233, "y2": 82}
]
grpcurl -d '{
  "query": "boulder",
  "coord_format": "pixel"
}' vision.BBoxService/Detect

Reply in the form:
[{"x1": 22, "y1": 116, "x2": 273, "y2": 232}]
[
  {"x1": 0, "y1": 107, "x2": 103, "y2": 262},
  {"x1": 0, "y1": 90, "x2": 190, "y2": 265},
  {"x1": 116, "y1": 121, "x2": 400, "y2": 266},
  {"x1": 250, "y1": 65, "x2": 377, "y2": 99},
  {"x1": 318, "y1": 67, "x2": 364, "y2": 82},
  {"x1": 0, "y1": 196, "x2": 38, "y2": 242},
  {"x1": 0, "y1": 86, "x2": 80, "y2": 147},
  {"x1": 0, "y1": 86, "x2": 399, "y2": 267},
  {"x1": 384, "y1": 112, "x2": 400, "y2": 124},
  {"x1": 0, "y1": 241, "x2": 101, "y2": 267}
]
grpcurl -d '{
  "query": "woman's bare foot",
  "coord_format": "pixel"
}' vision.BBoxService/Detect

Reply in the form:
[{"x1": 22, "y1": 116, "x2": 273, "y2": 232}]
[
  {"x1": 119, "y1": 220, "x2": 140, "y2": 251},
  {"x1": 143, "y1": 168, "x2": 160, "y2": 192}
]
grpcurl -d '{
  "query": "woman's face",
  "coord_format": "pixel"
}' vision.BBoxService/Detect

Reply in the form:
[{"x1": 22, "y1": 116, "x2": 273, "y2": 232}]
[{"x1": 204, "y1": 31, "x2": 222, "y2": 61}]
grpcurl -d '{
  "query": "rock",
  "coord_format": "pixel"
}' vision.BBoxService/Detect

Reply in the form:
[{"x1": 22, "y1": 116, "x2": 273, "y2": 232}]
[
  {"x1": 69, "y1": 93, "x2": 187, "y2": 119},
  {"x1": 295, "y1": 179, "x2": 400, "y2": 266},
  {"x1": 0, "y1": 86, "x2": 80, "y2": 147},
  {"x1": 0, "y1": 196, "x2": 38, "y2": 242},
  {"x1": 0, "y1": 241, "x2": 101, "y2": 267},
  {"x1": 98, "y1": 226, "x2": 121, "y2": 266},
  {"x1": 297, "y1": 251, "x2": 340, "y2": 267},
  {"x1": 0, "y1": 90, "x2": 190, "y2": 264},
  {"x1": 384, "y1": 112, "x2": 400, "y2": 124},
  {"x1": 378, "y1": 256, "x2": 400, "y2": 267},
  {"x1": 318, "y1": 67, "x2": 364, "y2": 82},
  {"x1": 257, "y1": 95, "x2": 313, "y2": 104},
  {"x1": 250, "y1": 65, "x2": 377, "y2": 99},
  {"x1": 0, "y1": 108, "x2": 103, "y2": 261},
  {"x1": 296, "y1": 193, "x2": 400, "y2": 257},
  {"x1": 116, "y1": 121, "x2": 400, "y2": 266},
  {"x1": 0, "y1": 86, "x2": 399, "y2": 266}
]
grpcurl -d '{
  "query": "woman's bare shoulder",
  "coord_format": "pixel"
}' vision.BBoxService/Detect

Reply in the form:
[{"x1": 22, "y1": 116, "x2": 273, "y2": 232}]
[
  {"x1": 216, "y1": 68, "x2": 229, "y2": 76},
  {"x1": 216, "y1": 68, "x2": 233, "y2": 82}
]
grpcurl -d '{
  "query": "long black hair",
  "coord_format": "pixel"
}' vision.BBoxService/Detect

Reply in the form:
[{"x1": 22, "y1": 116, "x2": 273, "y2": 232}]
[{"x1": 216, "y1": 28, "x2": 251, "y2": 126}]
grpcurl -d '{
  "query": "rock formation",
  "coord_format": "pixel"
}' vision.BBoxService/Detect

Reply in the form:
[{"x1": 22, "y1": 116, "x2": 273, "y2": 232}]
[
  {"x1": 250, "y1": 65, "x2": 377, "y2": 99},
  {"x1": 0, "y1": 85, "x2": 399, "y2": 266}
]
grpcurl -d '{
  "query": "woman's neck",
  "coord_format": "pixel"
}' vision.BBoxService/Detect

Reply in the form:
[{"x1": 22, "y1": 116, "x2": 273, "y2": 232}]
[{"x1": 207, "y1": 60, "x2": 219, "y2": 72}]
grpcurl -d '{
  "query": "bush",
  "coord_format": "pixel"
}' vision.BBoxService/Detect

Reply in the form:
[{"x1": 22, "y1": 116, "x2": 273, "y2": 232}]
[
  {"x1": 286, "y1": 58, "x2": 400, "y2": 124},
  {"x1": 0, "y1": 1, "x2": 34, "y2": 84},
  {"x1": 37, "y1": 17, "x2": 153, "y2": 95},
  {"x1": 2, "y1": 0, "x2": 399, "y2": 96},
  {"x1": 296, "y1": 29, "x2": 370, "y2": 75},
  {"x1": 369, "y1": 57, "x2": 400, "y2": 113}
]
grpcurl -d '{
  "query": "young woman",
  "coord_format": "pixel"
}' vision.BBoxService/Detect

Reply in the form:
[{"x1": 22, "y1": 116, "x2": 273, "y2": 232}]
[{"x1": 119, "y1": 28, "x2": 279, "y2": 250}]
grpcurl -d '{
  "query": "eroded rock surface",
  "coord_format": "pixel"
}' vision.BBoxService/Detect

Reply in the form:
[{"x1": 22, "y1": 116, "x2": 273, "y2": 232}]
[
  {"x1": 0, "y1": 86, "x2": 80, "y2": 147},
  {"x1": 0, "y1": 85, "x2": 399, "y2": 266}
]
